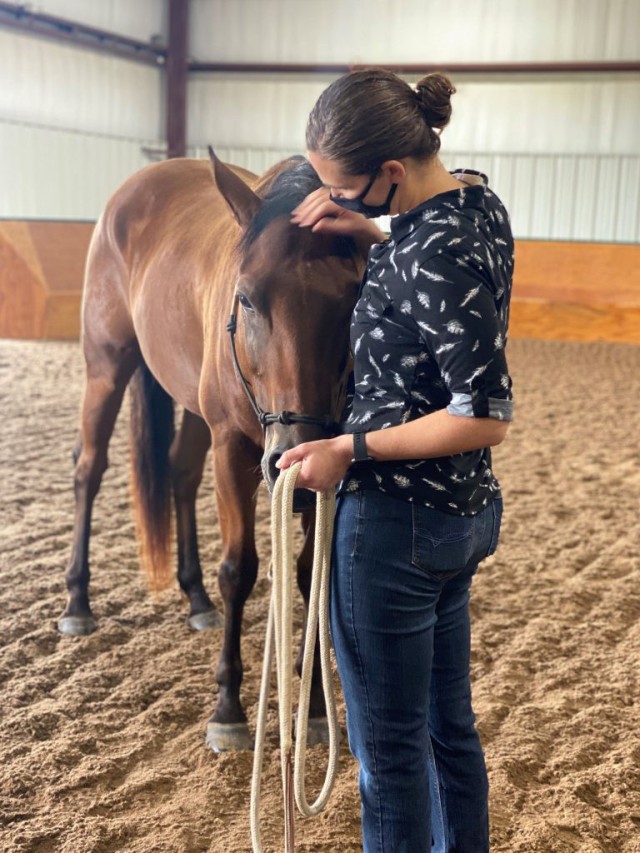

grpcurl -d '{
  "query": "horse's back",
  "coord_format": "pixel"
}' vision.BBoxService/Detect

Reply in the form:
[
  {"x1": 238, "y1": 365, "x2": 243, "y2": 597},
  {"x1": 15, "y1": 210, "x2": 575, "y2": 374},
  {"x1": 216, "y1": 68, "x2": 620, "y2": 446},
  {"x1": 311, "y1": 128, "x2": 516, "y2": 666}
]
[
  {"x1": 101, "y1": 158, "x2": 256, "y2": 262},
  {"x1": 82, "y1": 158, "x2": 253, "y2": 413}
]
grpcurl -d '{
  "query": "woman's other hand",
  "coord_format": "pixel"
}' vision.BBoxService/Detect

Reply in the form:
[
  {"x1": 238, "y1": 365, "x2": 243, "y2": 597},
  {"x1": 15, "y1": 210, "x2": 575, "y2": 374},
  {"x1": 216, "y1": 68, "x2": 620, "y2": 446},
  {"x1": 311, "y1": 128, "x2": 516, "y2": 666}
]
[
  {"x1": 275, "y1": 435, "x2": 353, "y2": 492},
  {"x1": 291, "y1": 187, "x2": 386, "y2": 245}
]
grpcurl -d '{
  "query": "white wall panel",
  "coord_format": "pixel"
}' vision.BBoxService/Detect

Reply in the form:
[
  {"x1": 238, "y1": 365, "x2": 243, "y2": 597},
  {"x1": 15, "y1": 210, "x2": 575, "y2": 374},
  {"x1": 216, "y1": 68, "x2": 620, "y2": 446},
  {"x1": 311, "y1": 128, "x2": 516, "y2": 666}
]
[
  {"x1": 190, "y1": 0, "x2": 640, "y2": 64},
  {"x1": 188, "y1": 69, "x2": 640, "y2": 242},
  {"x1": 440, "y1": 152, "x2": 640, "y2": 243},
  {"x1": 189, "y1": 75, "x2": 640, "y2": 156},
  {"x1": 190, "y1": 145, "x2": 304, "y2": 177},
  {"x1": 2, "y1": 0, "x2": 637, "y2": 238},
  {"x1": 189, "y1": 74, "x2": 324, "y2": 150},
  {"x1": 21, "y1": 0, "x2": 164, "y2": 42},
  {"x1": 0, "y1": 121, "x2": 153, "y2": 219},
  {"x1": 444, "y1": 79, "x2": 640, "y2": 156},
  {"x1": 0, "y1": 31, "x2": 161, "y2": 139},
  {"x1": 617, "y1": 157, "x2": 640, "y2": 240},
  {"x1": 189, "y1": 144, "x2": 640, "y2": 244}
]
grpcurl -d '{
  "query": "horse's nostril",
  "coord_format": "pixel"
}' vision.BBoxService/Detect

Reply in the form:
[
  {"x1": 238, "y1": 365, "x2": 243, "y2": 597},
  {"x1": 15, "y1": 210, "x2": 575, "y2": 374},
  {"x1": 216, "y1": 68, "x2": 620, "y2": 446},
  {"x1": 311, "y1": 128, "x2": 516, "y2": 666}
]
[{"x1": 268, "y1": 453, "x2": 281, "y2": 482}]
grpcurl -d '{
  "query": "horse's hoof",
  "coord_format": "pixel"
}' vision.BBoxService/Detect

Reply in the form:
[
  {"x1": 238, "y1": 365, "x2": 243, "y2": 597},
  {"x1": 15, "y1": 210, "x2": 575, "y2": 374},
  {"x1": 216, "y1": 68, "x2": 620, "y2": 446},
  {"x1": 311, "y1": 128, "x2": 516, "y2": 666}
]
[
  {"x1": 188, "y1": 609, "x2": 223, "y2": 632},
  {"x1": 57, "y1": 614, "x2": 98, "y2": 636},
  {"x1": 206, "y1": 721, "x2": 254, "y2": 753},
  {"x1": 295, "y1": 715, "x2": 340, "y2": 747},
  {"x1": 306, "y1": 716, "x2": 330, "y2": 746}
]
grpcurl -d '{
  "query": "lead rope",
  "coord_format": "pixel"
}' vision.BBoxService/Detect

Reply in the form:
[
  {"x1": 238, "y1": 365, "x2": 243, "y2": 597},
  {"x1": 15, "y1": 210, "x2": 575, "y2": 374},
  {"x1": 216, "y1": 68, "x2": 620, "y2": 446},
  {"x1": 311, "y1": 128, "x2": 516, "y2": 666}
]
[{"x1": 250, "y1": 462, "x2": 340, "y2": 853}]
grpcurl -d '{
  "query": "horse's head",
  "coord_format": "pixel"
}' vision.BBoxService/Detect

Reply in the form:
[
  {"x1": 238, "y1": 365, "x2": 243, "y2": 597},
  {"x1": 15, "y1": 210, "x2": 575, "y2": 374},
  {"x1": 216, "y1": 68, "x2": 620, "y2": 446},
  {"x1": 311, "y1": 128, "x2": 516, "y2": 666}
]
[{"x1": 209, "y1": 149, "x2": 367, "y2": 510}]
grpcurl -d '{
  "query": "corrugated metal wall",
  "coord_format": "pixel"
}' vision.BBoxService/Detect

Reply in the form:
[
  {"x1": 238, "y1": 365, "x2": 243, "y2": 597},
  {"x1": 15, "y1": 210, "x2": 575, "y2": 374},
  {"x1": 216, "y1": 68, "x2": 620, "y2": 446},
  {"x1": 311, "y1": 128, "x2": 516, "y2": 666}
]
[
  {"x1": 189, "y1": 0, "x2": 640, "y2": 64},
  {"x1": 1, "y1": 0, "x2": 639, "y2": 241},
  {"x1": 0, "y1": 122, "x2": 155, "y2": 220},
  {"x1": 18, "y1": 0, "x2": 164, "y2": 42},
  {"x1": 188, "y1": 73, "x2": 640, "y2": 242},
  {"x1": 198, "y1": 146, "x2": 640, "y2": 244},
  {"x1": 187, "y1": 0, "x2": 640, "y2": 243},
  {"x1": 0, "y1": 28, "x2": 162, "y2": 220}
]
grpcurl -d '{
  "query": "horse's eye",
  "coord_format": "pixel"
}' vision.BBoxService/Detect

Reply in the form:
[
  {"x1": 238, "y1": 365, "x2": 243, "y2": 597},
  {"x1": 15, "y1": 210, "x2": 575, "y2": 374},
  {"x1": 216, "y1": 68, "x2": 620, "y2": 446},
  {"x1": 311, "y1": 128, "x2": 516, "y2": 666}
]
[{"x1": 238, "y1": 293, "x2": 254, "y2": 311}]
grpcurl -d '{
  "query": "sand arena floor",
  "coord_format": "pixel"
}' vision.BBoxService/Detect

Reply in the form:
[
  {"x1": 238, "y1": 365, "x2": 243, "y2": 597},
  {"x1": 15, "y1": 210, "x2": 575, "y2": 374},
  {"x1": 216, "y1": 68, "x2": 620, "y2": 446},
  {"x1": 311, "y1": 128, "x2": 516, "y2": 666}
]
[{"x1": 1, "y1": 337, "x2": 639, "y2": 853}]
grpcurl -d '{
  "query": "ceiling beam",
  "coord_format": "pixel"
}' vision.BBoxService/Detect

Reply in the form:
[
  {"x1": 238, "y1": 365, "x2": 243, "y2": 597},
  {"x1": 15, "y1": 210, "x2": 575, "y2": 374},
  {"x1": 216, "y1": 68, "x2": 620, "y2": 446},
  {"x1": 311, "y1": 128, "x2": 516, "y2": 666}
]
[
  {"x1": 188, "y1": 61, "x2": 640, "y2": 76},
  {"x1": 1, "y1": 5, "x2": 636, "y2": 78},
  {"x1": 0, "y1": 1, "x2": 165, "y2": 66}
]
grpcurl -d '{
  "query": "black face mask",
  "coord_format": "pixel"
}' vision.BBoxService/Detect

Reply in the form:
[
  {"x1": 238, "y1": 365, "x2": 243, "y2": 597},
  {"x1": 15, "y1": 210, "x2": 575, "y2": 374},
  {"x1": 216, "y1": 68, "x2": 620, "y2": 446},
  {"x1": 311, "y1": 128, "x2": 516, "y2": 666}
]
[{"x1": 330, "y1": 171, "x2": 398, "y2": 218}]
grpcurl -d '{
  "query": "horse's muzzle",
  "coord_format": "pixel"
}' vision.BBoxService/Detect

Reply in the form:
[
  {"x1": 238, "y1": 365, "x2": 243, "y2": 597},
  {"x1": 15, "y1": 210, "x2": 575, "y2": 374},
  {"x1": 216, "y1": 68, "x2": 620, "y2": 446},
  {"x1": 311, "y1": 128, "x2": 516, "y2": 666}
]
[
  {"x1": 291, "y1": 487, "x2": 316, "y2": 514},
  {"x1": 262, "y1": 448, "x2": 317, "y2": 514}
]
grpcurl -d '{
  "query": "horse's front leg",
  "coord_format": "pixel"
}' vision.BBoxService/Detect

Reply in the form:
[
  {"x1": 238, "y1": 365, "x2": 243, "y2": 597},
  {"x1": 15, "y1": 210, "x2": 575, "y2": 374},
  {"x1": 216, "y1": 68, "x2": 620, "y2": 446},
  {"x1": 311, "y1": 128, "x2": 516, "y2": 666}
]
[
  {"x1": 295, "y1": 509, "x2": 332, "y2": 745},
  {"x1": 205, "y1": 428, "x2": 262, "y2": 752},
  {"x1": 169, "y1": 409, "x2": 222, "y2": 631}
]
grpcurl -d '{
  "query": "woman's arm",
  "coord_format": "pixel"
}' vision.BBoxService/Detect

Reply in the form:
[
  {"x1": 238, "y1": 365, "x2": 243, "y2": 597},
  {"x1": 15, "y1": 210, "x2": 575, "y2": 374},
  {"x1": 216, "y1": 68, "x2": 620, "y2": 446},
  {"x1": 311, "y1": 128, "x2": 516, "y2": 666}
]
[
  {"x1": 356, "y1": 408, "x2": 509, "y2": 460},
  {"x1": 276, "y1": 409, "x2": 509, "y2": 492}
]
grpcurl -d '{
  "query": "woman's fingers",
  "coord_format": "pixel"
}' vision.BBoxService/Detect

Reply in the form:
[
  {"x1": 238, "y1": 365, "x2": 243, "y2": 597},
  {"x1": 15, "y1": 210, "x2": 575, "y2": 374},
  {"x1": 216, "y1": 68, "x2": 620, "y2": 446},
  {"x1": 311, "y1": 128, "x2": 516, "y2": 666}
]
[
  {"x1": 291, "y1": 186, "x2": 332, "y2": 223},
  {"x1": 290, "y1": 188, "x2": 325, "y2": 222},
  {"x1": 276, "y1": 445, "x2": 321, "y2": 490},
  {"x1": 275, "y1": 438, "x2": 350, "y2": 492},
  {"x1": 292, "y1": 194, "x2": 340, "y2": 228},
  {"x1": 276, "y1": 445, "x2": 307, "y2": 470},
  {"x1": 292, "y1": 199, "x2": 368, "y2": 240}
]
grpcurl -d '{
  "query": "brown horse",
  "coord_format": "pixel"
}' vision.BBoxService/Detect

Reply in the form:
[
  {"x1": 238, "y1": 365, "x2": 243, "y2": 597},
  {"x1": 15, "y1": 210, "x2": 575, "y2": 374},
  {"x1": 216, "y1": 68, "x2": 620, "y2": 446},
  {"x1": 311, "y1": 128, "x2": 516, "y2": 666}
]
[{"x1": 59, "y1": 151, "x2": 366, "y2": 750}]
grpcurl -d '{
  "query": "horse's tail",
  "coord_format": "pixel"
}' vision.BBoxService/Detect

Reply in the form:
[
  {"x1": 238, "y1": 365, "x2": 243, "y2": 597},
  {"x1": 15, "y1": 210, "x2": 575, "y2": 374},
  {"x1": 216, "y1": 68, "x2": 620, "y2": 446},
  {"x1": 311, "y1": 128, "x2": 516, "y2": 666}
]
[{"x1": 128, "y1": 360, "x2": 175, "y2": 592}]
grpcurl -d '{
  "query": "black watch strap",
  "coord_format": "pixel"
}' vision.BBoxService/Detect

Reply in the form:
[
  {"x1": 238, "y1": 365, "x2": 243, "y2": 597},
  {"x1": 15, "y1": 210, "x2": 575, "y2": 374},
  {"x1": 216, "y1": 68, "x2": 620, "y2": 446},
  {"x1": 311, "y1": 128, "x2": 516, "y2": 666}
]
[{"x1": 352, "y1": 432, "x2": 373, "y2": 463}]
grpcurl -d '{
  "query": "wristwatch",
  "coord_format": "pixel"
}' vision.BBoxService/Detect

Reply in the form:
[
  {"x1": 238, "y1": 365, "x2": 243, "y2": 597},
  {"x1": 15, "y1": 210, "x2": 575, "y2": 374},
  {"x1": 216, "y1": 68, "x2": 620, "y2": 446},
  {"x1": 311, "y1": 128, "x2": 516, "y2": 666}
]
[{"x1": 352, "y1": 432, "x2": 374, "y2": 463}]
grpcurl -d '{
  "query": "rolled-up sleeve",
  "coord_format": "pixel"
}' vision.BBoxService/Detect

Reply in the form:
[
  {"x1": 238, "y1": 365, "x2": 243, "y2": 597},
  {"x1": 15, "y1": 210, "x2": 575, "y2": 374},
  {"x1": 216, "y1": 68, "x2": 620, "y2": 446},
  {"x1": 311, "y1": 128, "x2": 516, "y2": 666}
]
[{"x1": 411, "y1": 252, "x2": 514, "y2": 421}]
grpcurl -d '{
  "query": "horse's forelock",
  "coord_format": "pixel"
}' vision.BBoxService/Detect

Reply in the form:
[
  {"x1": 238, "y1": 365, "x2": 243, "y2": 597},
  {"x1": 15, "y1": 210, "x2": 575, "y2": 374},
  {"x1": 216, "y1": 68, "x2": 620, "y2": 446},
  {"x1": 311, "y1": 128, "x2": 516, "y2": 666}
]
[{"x1": 238, "y1": 158, "x2": 322, "y2": 255}]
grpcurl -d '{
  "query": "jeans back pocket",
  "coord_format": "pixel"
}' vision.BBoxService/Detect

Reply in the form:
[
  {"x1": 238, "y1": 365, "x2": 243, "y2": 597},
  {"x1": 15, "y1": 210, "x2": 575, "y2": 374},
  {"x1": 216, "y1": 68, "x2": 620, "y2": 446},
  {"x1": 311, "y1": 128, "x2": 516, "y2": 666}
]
[{"x1": 411, "y1": 499, "x2": 502, "y2": 581}]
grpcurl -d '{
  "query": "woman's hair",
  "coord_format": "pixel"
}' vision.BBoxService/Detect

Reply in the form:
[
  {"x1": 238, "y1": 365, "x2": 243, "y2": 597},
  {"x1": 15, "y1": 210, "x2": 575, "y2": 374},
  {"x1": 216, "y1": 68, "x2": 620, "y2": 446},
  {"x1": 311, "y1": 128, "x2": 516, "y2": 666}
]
[{"x1": 306, "y1": 68, "x2": 456, "y2": 176}]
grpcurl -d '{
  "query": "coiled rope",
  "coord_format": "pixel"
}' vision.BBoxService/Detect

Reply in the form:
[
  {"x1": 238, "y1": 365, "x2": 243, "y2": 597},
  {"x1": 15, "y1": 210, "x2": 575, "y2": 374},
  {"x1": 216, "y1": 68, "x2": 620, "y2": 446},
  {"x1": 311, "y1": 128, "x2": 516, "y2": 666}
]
[{"x1": 250, "y1": 462, "x2": 340, "y2": 853}]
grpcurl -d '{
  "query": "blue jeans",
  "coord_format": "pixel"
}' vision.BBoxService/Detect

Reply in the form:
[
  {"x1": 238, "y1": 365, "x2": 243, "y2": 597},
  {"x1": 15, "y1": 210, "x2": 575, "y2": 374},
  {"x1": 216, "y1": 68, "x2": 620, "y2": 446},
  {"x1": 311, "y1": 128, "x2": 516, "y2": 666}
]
[{"x1": 330, "y1": 489, "x2": 503, "y2": 853}]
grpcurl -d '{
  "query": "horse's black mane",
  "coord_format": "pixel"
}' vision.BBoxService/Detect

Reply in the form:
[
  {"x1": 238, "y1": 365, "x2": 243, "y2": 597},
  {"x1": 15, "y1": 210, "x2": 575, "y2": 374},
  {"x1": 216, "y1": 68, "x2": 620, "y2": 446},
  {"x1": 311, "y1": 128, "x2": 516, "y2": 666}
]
[
  {"x1": 239, "y1": 156, "x2": 354, "y2": 258},
  {"x1": 239, "y1": 156, "x2": 321, "y2": 253}
]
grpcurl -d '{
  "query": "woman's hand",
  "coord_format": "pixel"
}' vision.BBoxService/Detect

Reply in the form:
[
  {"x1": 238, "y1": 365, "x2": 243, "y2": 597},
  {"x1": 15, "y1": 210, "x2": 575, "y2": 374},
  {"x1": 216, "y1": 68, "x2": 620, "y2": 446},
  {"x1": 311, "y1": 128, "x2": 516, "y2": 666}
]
[
  {"x1": 291, "y1": 187, "x2": 386, "y2": 245},
  {"x1": 276, "y1": 434, "x2": 353, "y2": 492}
]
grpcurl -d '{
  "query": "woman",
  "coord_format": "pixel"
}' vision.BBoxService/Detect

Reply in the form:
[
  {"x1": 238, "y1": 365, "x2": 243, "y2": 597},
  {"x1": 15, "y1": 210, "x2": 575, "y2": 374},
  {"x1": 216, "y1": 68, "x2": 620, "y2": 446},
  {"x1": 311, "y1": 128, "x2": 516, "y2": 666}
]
[{"x1": 277, "y1": 69, "x2": 514, "y2": 853}]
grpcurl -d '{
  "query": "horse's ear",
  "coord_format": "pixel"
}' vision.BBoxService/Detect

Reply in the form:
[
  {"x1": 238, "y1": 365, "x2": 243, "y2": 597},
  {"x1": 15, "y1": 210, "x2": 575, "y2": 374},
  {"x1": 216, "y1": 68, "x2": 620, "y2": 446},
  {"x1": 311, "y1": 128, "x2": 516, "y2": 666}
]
[{"x1": 208, "y1": 146, "x2": 261, "y2": 229}]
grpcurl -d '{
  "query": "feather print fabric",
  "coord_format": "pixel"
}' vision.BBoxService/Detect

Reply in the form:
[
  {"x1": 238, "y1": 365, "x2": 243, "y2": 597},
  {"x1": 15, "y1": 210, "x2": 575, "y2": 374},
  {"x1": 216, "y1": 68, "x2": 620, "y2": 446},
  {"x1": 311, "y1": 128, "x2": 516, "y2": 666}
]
[{"x1": 339, "y1": 170, "x2": 515, "y2": 516}]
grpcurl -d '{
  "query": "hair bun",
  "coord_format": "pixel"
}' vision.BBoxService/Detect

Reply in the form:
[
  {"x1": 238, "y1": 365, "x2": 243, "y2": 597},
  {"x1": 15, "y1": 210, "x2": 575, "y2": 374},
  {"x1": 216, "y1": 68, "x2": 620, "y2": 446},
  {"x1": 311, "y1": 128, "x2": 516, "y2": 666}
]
[{"x1": 414, "y1": 73, "x2": 456, "y2": 130}]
